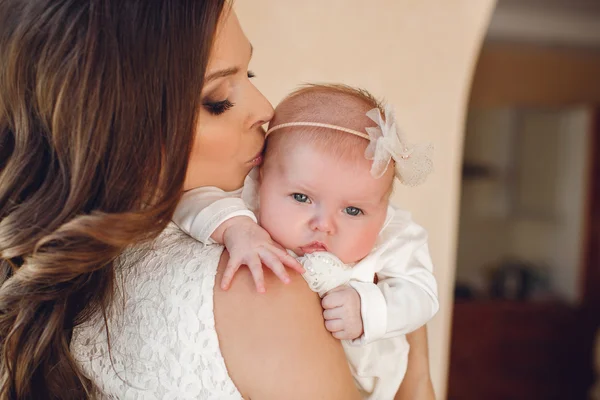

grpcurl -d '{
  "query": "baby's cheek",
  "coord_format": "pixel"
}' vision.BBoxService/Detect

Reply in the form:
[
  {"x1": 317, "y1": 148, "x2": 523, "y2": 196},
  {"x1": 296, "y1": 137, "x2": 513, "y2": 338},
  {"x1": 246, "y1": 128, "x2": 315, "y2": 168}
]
[
  {"x1": 339, "y1": 225, "x2": 381, "y2": 264},
  {"x1": 257, "y1": 206, "x2": 276, "y2": 236},
  {"x1": 259, "y1": 205, "x2": 295, "y2": 249}
]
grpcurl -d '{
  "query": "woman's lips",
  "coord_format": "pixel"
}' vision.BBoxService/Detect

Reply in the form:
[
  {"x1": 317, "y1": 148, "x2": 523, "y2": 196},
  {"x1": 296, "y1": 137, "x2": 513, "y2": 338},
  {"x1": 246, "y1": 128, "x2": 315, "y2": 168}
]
[
  {"x1": 247, "y1": 148, "x2": 264, "y2": 166},
  {"x1": 300, "y1": 242, "x2": 328, "y2": 254},
  {"x1": 248, "y1": 154, "x2": 263, "y2": 166}
]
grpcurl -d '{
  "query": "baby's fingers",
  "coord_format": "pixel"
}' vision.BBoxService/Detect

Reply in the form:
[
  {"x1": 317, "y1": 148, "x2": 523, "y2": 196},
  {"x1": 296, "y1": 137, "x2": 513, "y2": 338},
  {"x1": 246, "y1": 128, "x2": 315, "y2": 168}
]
[
  {"x1": 332, "y1": 330, "x2": 351, "y2": 340},
  {"x1": 268, "y1": 245, "x2": 305, "y2": 274},
  {"x1": 246, "y1": 255, "x2": 266, "y2": 293},
  {"x1": 324, "y1": 319, "x2": 344, "y2": 333},
  {"x1": 323, "y1": 307, "x2": 343, "y2": 321},
  {"x1": 259, "y1": 249, "x2": 291, "y2": 285},
  {"x1": 221, "y1": 258, "x2": 242, "y2": 291}
]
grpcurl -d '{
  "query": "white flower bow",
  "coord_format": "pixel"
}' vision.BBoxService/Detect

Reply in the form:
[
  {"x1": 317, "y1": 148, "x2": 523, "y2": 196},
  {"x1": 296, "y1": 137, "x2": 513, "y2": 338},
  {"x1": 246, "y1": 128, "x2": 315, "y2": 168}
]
[{"x1": 364, "y1": 105, "x2": 433, "y2": 186}]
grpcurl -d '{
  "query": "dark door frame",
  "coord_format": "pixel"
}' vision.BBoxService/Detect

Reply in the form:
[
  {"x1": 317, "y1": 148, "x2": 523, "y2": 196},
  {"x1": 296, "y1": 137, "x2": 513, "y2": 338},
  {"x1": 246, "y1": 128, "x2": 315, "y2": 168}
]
[
  {"x1": 580, "y1": 108, "x2": 600, "y2": 393},
  {"x1": 583, "y1": 110, "x2": 600, "y2": 312}
]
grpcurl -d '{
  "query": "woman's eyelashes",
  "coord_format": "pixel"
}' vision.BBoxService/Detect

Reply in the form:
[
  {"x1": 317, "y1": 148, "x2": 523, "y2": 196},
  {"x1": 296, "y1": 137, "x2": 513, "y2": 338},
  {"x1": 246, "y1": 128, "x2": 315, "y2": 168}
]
[
  {"x1": 202, "y1": 71, "x2": 256, "y2": 115},
  {"x1": 203, "y1": 99, "x2": 234, "y2": 115}
]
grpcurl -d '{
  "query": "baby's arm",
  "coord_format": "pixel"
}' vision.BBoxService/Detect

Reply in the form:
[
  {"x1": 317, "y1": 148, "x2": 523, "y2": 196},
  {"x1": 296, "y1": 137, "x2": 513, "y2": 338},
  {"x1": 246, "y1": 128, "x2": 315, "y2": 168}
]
[
  {"x1": 173, "y1": 186, "x2": 303, "y2": 292},
  {"x1": 350, "y1": 212, "x2": 439, "y2": 344},
  {"x1": 172, "y1": 186, "x2": 255, "y2": 244}
]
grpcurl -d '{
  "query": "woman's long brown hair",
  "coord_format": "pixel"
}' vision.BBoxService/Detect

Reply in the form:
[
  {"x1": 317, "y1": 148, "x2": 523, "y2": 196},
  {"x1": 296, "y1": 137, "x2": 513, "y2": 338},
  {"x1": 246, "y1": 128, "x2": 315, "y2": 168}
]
[{"x1": 0, "y1": 1, "x2": 226, "y2": 398}]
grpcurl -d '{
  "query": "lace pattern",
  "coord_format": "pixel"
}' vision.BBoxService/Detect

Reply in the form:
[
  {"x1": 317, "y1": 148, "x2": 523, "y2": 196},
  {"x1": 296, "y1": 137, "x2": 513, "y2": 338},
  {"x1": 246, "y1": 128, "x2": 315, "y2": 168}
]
[{"x1": 71, "y1": 224, "x2": 242, "y2": 399}]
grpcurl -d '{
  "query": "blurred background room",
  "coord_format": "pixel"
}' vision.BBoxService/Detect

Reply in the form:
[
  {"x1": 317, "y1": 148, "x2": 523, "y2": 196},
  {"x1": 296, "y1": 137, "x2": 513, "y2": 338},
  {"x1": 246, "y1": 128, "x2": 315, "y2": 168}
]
[{"x1": 448, "y1": 1, "x2": 600, "y2": 399}]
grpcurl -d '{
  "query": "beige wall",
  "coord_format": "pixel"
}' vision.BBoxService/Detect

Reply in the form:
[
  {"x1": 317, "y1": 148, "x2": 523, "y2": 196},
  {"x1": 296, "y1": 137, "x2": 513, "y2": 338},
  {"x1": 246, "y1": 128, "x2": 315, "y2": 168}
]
[{"x1": 235, "y1": 1, "x2": 496, "y2": 397}]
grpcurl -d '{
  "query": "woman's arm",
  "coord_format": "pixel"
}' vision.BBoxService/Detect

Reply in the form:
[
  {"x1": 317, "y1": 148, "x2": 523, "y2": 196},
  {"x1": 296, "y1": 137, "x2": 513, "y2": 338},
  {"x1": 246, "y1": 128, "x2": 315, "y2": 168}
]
[
  {"x1": 214, "y1": 251, "x2": 361, "y2": 400},
  {"x1": 395, "y1": 325, "x2": 436, "y2": 400}
]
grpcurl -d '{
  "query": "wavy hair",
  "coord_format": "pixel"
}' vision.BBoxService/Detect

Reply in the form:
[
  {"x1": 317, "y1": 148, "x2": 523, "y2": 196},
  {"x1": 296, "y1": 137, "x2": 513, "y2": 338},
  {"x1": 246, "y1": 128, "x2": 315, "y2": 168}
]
[{"x1": 0, "y1": 0, "x2": 226, "y2": 398}]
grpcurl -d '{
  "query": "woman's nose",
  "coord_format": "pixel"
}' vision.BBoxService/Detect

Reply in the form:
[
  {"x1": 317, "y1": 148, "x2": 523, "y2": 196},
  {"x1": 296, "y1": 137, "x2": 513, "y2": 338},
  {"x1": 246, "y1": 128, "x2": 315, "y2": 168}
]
[{"x1": 248, "y1": 84, "x2": 274, "y2": 130}]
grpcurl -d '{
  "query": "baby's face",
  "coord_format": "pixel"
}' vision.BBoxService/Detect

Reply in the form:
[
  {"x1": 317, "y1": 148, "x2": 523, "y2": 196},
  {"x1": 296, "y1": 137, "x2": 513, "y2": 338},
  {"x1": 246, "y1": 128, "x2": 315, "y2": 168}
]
[{"x1": 259, "y1": 143, "x2": 391, "y2": 264}]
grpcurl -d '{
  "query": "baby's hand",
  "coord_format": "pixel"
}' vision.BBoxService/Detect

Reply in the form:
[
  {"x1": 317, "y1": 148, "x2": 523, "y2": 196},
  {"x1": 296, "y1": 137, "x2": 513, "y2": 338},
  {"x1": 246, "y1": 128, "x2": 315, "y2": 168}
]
[
  {"x1": 321, "y1": 286, "x2": 363, "y2": 340},
  {"x1": 221, "y1": 216, "x2": 304, "y2": 293}
]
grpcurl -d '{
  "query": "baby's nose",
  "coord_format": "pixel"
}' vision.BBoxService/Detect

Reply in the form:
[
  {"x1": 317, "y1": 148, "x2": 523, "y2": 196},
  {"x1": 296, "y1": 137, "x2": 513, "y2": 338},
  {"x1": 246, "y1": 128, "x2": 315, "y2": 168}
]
[{"x1": 309, "y1": 214, "x2": 335, "y2": 235}]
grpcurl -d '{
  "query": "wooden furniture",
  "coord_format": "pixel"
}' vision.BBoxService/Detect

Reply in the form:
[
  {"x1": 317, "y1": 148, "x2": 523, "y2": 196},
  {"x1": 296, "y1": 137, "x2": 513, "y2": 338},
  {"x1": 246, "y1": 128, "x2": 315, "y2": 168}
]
[{"x1": 447, "y1": 300, "x2": 591, "y2": 400}]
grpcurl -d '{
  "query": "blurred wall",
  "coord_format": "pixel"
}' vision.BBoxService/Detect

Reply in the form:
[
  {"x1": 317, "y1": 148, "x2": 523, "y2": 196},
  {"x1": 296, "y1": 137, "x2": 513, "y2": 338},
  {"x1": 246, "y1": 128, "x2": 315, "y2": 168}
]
[
  {"x1": 235, "y1": 1, "x2": 496, "y2": 397},
  {"x1": 458, "y1": 107, "x2": 592, "y2": 304}
]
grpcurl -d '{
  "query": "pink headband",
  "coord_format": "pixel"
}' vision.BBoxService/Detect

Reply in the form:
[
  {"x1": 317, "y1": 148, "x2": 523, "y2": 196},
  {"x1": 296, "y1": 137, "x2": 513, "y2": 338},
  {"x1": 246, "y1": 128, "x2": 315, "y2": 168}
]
[{"x1": 265, "y1": 105, "x2": 434, "y2": 186}]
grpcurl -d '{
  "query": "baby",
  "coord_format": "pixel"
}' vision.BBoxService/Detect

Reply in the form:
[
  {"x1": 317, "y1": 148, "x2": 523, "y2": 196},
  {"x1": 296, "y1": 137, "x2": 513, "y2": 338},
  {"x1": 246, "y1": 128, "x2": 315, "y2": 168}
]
[{"x1": 174, "y1": 84, "x2": 438, "y2": 399}]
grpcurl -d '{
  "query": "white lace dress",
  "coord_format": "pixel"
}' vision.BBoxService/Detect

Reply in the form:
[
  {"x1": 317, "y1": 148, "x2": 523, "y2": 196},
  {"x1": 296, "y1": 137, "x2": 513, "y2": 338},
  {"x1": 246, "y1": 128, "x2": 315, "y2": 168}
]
[{"x1": 70, "y1": 223, "x2": 242, "y2": 399}]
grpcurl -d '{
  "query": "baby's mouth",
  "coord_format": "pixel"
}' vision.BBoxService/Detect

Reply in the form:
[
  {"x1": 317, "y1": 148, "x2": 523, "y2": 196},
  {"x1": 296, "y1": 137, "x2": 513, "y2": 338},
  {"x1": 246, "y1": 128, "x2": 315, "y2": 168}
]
[{"x1": 299, "y1": 242, "x2": 328, "y2": 254}]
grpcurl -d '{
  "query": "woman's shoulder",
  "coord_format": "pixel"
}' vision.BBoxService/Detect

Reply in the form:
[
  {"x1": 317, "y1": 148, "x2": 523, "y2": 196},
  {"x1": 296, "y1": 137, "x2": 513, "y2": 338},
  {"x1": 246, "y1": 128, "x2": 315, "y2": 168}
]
[{"x1": 215, "y1": 253, "x2": 362, "y2": 399}]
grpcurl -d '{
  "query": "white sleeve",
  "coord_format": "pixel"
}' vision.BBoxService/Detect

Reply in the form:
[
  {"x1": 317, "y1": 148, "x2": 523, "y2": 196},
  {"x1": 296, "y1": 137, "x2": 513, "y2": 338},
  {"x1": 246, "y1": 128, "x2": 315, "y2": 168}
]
[
  {"x1": 350, "y1": 212, "x2": 439, "y2": 344},
  {"x1": 348, "y1": 281, "x2": 388, "y2": 344},
  {"x1": 172, "y1": 186, "x2": 256, "y2": 244}
]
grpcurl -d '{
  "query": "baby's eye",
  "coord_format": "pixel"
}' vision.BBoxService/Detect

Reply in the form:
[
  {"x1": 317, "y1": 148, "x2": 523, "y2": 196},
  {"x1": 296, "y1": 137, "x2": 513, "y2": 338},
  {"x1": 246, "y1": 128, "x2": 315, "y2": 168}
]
[
  {"x1": 344, "y1": 206, "x2": 363, "y2": 216},
  {"x1": 292, "y1": 193, "x2": 310, "y2": 203}
]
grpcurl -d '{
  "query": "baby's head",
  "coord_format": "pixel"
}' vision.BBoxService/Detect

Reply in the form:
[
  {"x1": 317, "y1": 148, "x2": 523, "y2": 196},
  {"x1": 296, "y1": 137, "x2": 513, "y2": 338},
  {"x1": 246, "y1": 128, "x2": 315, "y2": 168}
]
[{"x1": 258, "y1": 84, "x2": 394, "y2": 264}]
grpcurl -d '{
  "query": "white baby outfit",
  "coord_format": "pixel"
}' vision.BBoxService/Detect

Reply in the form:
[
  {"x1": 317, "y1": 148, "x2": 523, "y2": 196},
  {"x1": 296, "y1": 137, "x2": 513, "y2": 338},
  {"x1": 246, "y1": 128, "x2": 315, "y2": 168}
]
[{"x1": 173, "y1": 170, "x2": 439, "y2": 399}]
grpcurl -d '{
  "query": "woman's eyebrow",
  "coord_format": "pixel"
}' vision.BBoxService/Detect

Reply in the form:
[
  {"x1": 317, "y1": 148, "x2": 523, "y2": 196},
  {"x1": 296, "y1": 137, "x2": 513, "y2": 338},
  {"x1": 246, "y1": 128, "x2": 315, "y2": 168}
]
[
  {"x1": 204, "y1": 44, "x2": 253, "y2": 83},
  {"x1": 205, "y1": 67, "x2": 238, "y2": 83}
]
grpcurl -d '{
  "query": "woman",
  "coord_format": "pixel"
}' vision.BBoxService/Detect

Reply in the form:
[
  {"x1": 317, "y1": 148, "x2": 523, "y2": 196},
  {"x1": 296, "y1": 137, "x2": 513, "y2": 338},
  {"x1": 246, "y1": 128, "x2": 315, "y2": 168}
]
[{"x1": 0, "y1": 1, "x2": 434, "y2": 398}]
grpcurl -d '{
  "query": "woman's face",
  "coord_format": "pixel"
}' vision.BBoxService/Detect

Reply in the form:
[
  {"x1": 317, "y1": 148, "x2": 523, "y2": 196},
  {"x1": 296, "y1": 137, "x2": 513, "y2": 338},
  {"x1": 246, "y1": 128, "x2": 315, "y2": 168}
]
[{"x1": 184, "y1": 11, "x2": 273, "y2": 192}]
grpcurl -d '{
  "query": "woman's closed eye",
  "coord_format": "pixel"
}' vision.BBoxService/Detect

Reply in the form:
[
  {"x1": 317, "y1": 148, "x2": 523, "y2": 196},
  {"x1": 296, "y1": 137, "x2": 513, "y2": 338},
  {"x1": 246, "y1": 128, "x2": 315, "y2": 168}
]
[
  {"x1": 202, "y1": 71, "x2": 256, "y2": 115},
  {"x1": 344, "y1": 206, "x2": 363, "y2": 216},
  {"x1": 292, "y1": 193, "x2": 311, "y2": 204},
  {"x1": 203, "y1": 99, "x2": 234, "y2": 115}
]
